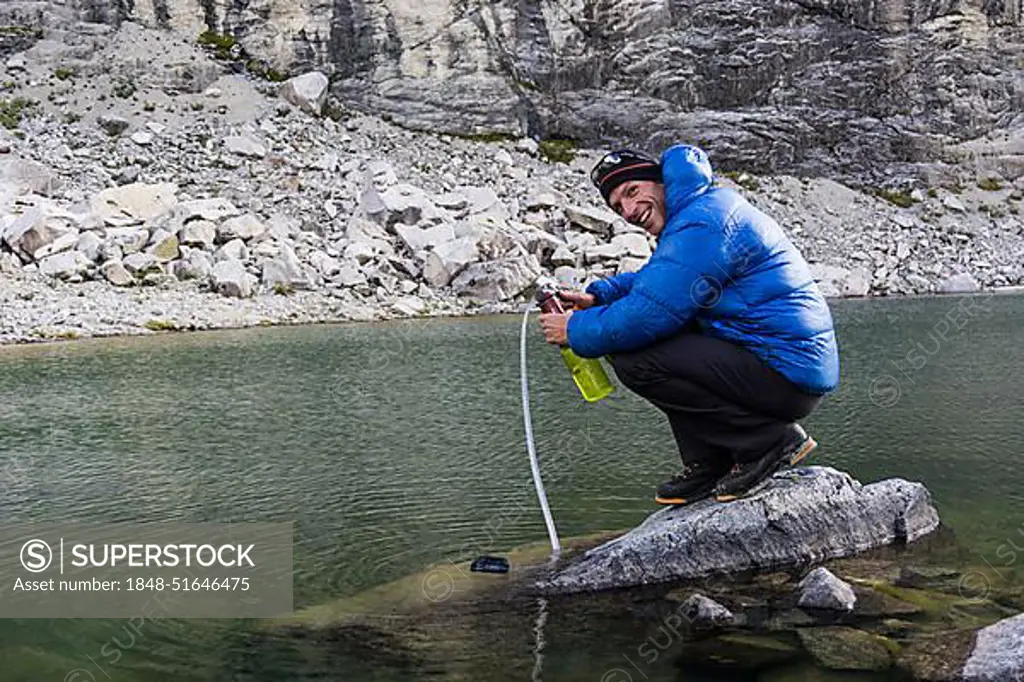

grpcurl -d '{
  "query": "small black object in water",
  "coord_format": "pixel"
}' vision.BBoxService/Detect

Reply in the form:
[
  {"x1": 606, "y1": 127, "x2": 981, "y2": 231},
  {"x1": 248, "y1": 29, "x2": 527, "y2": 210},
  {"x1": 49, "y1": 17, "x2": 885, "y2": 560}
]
[{"x1": 470, "y1": 556, "x2": 510, "y2": 574}]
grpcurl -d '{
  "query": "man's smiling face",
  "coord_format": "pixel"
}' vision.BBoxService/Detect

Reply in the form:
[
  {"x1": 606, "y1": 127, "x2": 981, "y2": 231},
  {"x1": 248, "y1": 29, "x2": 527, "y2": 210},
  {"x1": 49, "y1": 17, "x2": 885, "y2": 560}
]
[{"x1": 608, "y1": 180, "x2": 667, "y2": 236}]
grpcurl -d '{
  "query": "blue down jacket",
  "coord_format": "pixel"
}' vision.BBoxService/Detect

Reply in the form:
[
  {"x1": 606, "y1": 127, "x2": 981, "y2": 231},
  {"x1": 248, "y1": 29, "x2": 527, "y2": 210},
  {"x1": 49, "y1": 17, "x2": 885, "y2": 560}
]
[{"x1": 566, "y1": 144, "x2": 840, "y2": 395}]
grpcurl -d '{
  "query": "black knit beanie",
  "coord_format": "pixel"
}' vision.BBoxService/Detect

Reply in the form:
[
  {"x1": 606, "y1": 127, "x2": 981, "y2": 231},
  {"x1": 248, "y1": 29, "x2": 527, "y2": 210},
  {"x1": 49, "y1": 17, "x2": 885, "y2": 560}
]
[{"x1": 591, "y1": 149, "x2": 663, "y2": 204}]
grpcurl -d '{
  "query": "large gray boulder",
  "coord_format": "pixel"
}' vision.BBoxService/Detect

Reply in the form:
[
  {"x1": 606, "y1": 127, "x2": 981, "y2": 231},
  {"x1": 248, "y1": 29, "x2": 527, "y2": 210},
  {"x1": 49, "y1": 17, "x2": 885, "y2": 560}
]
[
  {"x1": 179, "y1": 220, "x2": 217, "y2": 248},
  {"x1": 146, "y1": 230, "x2": 180, "y2": 262},
  {"x1": 104, "y1": 227, "x2": 149, "y2": 256},
  {"x1": 215, "y1": 238, "x2": 248, "y2": 262},
  {"x1": 457, "y1": 186, "x2": 506, "y2": 219},
  {"x1": 0, "y1": 156, "x2": 58, "y2": 206},
  {"x1": 938, "y1": 273, "x2": 982, "y2": 295},
  {"x1": 374, "y1": 184, "x2": 441, "y2": 228},
  {"x1": 37, "y1": 250, "x2": 90, "y2": 278},
  {"x1": 261, "y1": 243, "x2": 313, "y2": 290},
  {"x1": 564, "y1": 205, "x2": 619, "y2": 237},
  {"x1": 423, "y1": 236, "x2": 480, "y2": 288},
  {"x1": 395, "y1": 223, "x2": 456, "y2": 254},
  {"x1": 75, "y1": 231, "x2": 103, "y2": 263},
  {"x1": 122, "y1": 252, "x2": 159, "y2": 275},
  {"x1": 960, "y1": 613, "x2": 1024, "y2": 682},
  {"x1": 100, "y1": 260, "x2": 135, "y2": 287},
  {"x1": 279, "y1": 71, "x2": 330, "y2": 115},
  {"x1": 218, "y1": 214, "x2": 267, "y2": 243},
  {"x1": 451, "y1": 252, "x2": 541, "y2": 301},
  {"x1": 2, "y1": 207, "x2": 56, "y2": 260},
  {"x1": 174, "y1": 198, "x2": 242, "y2": 224},
  {"x1": 538, "y1": 467, "x2": 940, "y2": 594},
  {"x1": 90, "y1": 183, "x2": 178, "y2": 227},
  {"x1": 172, "y1": 249, "x2": 214, "y2": 281},
  {"x1": 224, "y1": 134, "x2": 266, "y2": 159},
  {"x1": 211, "y1": 259, "x2": 253, "y2": 298},
  {"x1": 810, "y1": 264, "x2": 873, "y2": 298},
  {"x1": 32, "y1": 228, "x2": 79, "y2": 260}
]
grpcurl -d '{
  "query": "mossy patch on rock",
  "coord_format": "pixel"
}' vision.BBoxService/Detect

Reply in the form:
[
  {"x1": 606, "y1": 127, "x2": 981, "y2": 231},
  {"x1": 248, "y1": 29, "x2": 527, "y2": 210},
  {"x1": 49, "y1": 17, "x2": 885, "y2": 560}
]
[
  {"x1": 848, "y1": 580, "x2": 962, "y2": 617},
  {"x1": 450, "y1": 131, "x2": 516, "y2": 144},
  {"x1": 144, "y1": 319, "x2": 176, "y2": 332},
  {"x1": 879, "y1": 618, "x2": 921, "y2": 637},
  {"x1": 196, "y1": 31, "x2": 288, "y2": 82},
  {"x1": 894, "y1": 565, "x2": 964, "y2": 590},
  {"x1": 796, "y1": 626, "x2": 897, "y2": 671},
  {"x1": 850, "y1": 584, "x2": 924, "y2": 618},
  {"x1": 271, "y1": 531, "x2": 619, "y2": 631},
  {"x1": 721, "y1": 170, "x2": 762, "y2": 192},
  {"x1": 197, "y1": 31, "x2": 237, "y2": 60},
  {"x1": 538, "y1": 139, "x2": 576, "y2": 164},
  {"x1": 895, "y1": 629, "x2": 976, "y2": 680},
  {"x1": 0, "y1": 25, "x2": 43, "y2": 37},
  {"x1": 111, "y1": 78, "x2": 137, "y2": 99},
  {"x1": 875, "y1": 187, "x2": 915, "y2": 208},
  {"x1": 678, "y1": 633, "x2": 800, "y2": 670},
  {"x1": 245, "y1": 59, "x2": 288, "y2": 83},
  {"x1": 0, "y1": 97, "x2": 39, "y2": 129}
]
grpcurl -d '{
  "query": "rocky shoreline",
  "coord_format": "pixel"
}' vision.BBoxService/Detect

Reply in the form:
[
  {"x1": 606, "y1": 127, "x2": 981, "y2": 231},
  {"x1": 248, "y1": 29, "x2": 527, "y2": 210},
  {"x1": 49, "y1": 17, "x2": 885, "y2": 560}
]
[
  {"x1": 2, "y1": 23, "x2": 1024, "y2": 346},
  {"x1": 0, "y1": 269, "x2": 518, "y2": 346},
  {"x1": 4, "y1": 274, "x2": 1023, "y2": 347}
]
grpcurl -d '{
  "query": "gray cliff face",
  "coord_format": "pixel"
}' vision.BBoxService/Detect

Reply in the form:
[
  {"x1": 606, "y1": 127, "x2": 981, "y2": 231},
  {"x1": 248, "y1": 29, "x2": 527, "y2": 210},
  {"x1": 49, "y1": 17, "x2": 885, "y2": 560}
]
[{"x1": 9, "y1": 0, "x2": 1024, "y2": 181}]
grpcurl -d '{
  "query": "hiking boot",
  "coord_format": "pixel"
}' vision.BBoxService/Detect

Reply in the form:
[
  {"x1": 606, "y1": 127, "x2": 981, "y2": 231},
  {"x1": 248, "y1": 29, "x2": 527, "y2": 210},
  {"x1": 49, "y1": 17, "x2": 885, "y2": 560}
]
[
  {"x1": 714, "y1": 425, "x2": 818, "y2": 503},
  {"x1": 655, "y1": 460, "x2": 731, "y2": 506}
]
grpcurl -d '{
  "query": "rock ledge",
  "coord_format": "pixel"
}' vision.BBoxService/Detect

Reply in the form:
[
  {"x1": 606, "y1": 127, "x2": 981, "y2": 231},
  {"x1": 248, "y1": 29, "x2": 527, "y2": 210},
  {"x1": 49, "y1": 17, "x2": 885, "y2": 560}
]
[{"x1": 538, "y1": 466, "x2": 940, "y2": 594}]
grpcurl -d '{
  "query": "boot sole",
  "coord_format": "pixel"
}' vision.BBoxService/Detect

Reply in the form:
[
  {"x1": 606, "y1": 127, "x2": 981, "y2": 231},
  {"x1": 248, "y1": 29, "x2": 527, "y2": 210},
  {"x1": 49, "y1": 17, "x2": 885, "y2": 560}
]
[
  {"x1": 654, "y1": 487, "x2": 716, "y2": 506},
  {"x1": 715, "y1": 437, "x2": 818, "y2": 503}
]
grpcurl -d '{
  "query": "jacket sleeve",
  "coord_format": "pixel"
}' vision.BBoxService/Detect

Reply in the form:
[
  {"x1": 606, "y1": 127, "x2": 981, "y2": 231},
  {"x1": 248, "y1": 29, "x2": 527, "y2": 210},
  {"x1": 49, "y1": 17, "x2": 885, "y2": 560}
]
[
  {"x1": 566, "y1": 223, "x2": 737, "y2": 358},
  {"x1": 585, "y1": 272, "x2": 637, "y2": 305}
]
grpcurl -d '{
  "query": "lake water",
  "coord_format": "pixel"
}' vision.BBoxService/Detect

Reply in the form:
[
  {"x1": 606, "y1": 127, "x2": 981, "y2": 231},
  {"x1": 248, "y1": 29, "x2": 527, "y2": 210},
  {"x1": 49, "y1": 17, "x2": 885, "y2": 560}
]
[{"x1": 0, "y1": 292, "x2": 1022, "y2": 681}]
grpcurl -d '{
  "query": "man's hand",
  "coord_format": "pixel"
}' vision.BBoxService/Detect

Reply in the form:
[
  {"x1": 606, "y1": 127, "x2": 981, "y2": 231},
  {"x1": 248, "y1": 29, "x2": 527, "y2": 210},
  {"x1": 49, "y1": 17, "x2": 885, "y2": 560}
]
[
  {"x1": 539, "y1": 311, "x2": 573, "y2": 345},
  {"x1": 559, "y1": 290, "x2": 596, "y2": 311}
]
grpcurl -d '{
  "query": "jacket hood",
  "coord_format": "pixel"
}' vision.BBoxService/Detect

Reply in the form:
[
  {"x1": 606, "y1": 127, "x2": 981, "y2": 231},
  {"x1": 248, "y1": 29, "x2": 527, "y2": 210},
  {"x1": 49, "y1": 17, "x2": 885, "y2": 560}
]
[{"x1": 661, "y1": 145, "x2": 714, "y2": 218}]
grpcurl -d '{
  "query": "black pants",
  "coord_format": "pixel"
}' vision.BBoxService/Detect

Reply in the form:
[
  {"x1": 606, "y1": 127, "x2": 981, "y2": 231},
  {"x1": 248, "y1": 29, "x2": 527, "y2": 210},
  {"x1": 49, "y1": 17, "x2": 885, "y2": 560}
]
[{"x1": 609, "y1": 331, "x2": 822, "y2": 467}]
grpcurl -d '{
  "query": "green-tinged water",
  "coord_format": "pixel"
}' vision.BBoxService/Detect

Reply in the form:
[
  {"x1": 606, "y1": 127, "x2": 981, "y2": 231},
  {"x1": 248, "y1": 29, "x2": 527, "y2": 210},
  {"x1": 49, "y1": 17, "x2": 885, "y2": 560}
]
[{"x1": 1, "y1": 293, "x2": 1022, "y2": 681}]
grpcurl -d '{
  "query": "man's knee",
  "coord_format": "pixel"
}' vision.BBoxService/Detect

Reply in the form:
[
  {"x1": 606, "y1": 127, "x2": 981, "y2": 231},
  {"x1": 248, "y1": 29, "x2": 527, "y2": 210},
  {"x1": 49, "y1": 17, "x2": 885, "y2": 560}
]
[{"x1": 791, "y1": 394, "x2": 823, "y2": 421}]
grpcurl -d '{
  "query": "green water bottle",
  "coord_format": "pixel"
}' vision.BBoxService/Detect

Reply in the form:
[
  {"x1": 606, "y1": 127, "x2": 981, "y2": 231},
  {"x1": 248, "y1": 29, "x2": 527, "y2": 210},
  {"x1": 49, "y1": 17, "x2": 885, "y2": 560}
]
[{"x1": 537, "y1": 289, "x2": 615, "y2": 403}]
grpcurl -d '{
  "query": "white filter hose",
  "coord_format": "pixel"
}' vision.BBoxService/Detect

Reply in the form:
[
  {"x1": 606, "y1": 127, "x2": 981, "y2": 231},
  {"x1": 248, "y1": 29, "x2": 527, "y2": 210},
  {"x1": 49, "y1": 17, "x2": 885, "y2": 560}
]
[{"x1": 520, "y1": 307, "x2": 561, "y2": 556}]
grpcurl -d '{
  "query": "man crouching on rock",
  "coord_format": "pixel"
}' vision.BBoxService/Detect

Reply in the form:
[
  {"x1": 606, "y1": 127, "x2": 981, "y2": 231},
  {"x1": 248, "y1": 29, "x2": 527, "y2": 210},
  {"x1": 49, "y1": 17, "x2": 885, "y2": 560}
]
[{"x1": 539, "y1": 145, "x2": 840, "y2": 505}]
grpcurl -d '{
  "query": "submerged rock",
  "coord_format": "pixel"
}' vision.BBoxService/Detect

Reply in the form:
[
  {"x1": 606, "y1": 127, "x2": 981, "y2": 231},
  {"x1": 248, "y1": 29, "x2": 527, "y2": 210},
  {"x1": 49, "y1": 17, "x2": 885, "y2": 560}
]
[
  {"x1": 797, "y1": 626, "x2": 896, "y2": 671},
  {"x1": 678, "y1": 634, "x2": 799, "y2": 669},
  {"x1": 898, "y1": 630, "x2": 977, "y2": 681},
  {"x1": 670, "y1": 592, "x2": 735, "y2": 630},
  {"x1": 797, "y1": 567, "x2": 857, "y2": 612},
  {"x1": 538, "y1": 467, "x2": 940, "y2": 594}
]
